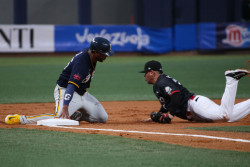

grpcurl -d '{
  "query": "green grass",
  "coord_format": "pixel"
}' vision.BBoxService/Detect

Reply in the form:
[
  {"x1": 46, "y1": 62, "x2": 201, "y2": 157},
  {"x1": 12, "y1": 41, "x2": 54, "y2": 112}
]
[
  {"x1": 1, "y1": 54, "x2": 250, "y2": 167},
  {"x1": 0, "y1": 55, "x2": 249, "y2": 103},
  {"x1": 0, "y1": 128, "x2": 249, "y2": 167},
  {"x1": 186, "y1": 126, "x2": 250, "y2": 133}
]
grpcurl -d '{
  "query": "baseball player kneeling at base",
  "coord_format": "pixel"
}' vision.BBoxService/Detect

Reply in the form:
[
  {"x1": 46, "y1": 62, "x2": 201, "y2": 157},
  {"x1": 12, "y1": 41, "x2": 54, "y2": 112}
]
[
  {"x1": 140, "y1": 60, "x2": 250, "y2": 123},
  {"x1": 5, "y1": 37, "x2": 114, "y2": 125}
]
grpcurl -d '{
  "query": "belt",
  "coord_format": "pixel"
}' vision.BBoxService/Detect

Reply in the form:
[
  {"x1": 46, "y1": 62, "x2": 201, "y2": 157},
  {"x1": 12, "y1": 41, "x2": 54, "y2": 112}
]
[{"x1": 190, "y1": 95, "x2": 195, "y2": 100}]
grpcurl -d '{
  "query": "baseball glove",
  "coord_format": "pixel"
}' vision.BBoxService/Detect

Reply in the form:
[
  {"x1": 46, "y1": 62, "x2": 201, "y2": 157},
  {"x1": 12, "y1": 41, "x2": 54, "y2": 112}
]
[
  {"x1": 150, "y1": 112, "x2": 162, "y2": 122},
  {"x1": 150, "y1": 112, "x2": 171, "y2": 123}
]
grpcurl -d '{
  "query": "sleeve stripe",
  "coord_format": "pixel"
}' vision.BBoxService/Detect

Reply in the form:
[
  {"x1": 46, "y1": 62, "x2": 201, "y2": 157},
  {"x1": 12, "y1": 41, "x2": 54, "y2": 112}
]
[
  {"x1": 170, "y1": 90, "x2": 180, "y2": 96},
  {"x1": 68, "y1": 81, "x2": 79, "y2": 88}
]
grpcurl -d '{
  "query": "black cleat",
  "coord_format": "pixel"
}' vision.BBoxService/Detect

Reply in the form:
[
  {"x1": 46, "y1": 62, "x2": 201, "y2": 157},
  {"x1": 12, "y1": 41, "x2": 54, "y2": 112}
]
[
  {"x1": 225, "y1": 69, "x2": 249, "y2": 80},
  {"x1": 70, "y1": 111, "x2": 83, "y2": 121}
]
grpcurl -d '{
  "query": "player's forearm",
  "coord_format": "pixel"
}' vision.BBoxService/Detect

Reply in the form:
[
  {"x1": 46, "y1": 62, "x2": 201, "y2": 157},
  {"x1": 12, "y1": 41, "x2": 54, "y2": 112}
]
[{"x1": 63, "y1": 83, "x2": 76, "y2": 106}]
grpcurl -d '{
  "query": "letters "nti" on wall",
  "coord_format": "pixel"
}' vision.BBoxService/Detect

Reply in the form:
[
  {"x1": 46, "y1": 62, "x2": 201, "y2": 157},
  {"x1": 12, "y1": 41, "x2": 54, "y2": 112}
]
[{"x1": 0, "y1": 25, "x2": 54, "y2": 52}]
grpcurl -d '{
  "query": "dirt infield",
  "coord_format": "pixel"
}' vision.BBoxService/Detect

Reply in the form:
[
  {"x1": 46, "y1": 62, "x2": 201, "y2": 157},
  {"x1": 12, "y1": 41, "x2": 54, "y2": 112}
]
[{"x1": 1, "y1": 99, "x2": 250, "y2": 152}]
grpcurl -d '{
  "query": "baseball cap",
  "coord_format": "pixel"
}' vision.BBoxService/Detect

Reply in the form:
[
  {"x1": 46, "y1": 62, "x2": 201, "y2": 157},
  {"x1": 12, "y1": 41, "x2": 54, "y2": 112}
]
[{"x1": 139, "y1": 60, "x2": 163, "y2": 73}]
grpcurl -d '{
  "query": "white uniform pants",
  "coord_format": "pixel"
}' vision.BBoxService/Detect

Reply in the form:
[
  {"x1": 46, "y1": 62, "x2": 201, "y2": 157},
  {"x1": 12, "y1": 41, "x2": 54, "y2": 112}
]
[
  {"x1": 187, "y1": 77, "x2": 250, "y2": 122},
  {"x1": 20, "y1": 85, "x2": 108, "y2": 124}
]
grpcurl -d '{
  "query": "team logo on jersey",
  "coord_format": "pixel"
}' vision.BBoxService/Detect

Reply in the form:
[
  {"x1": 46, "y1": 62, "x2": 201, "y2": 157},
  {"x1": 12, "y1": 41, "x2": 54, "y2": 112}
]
[
  {"x1": 73, "y1": 74, "x2": 81, "y2": 81},
  {"x1": 165, "y1": 86, "x2": 172, "y2": 95},
  {"x1": 64, "y1": 94, "x2": 71, "y2": 100},
  {"x1": 82, "y1": 74, "x2": 91, "y2": 83},
  {"x1": 159, "y1": 97, "x2": 165, "y2": 103}
]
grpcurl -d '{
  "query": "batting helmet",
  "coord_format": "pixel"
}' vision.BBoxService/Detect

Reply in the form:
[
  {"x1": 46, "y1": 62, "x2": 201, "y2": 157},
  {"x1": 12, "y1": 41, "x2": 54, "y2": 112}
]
[{"x1": 90, "y1": 37, "x2": 114, "y2": 56}]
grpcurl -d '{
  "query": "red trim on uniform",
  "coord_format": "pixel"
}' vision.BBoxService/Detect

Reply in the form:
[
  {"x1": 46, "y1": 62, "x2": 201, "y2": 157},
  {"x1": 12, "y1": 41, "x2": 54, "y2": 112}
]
[
  {"x1": 170, "y1": 90, "x2": 180, "y2": 96},
  {"x1": 190, "y1": 95, "x2": 195, "y2": 100}
]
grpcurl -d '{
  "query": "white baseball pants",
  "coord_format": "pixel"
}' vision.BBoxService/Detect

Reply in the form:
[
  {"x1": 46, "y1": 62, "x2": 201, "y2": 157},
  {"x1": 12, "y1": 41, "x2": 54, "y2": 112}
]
[
  {"x1": 187, "y1": 76, "x2": 250, "y2": 122},
  {"x1": 20, "y1": 85, "x2": 108, "y2": 124}
]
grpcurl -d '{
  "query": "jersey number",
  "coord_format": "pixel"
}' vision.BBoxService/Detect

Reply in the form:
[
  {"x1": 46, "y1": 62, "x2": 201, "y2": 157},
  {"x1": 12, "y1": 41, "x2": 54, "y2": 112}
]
[
  {"x1": 63, "y1": 52, "x2": 81, "y2": 70},
  {"x1": 166, "y1": 76, "x2": 182, "y2": 85}
]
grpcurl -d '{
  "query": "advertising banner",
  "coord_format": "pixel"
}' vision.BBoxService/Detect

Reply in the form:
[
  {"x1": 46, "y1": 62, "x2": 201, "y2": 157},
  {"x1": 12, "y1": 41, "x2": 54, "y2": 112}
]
[
  {"x1": 199, "y1": 22, "x2": 250, "y2": 50},
  {"x1": 55, "y1": 25, "x2": 172, "y2": 53},
  {"x1": 218, "y1": 23, "x2": 250, "y2": 49},
  {"x1": 0, "y1": 25, "x2": 54, "y2": 52},
  {"x1": 1, "y1": 23, "x2": 249, "y2": 53}
]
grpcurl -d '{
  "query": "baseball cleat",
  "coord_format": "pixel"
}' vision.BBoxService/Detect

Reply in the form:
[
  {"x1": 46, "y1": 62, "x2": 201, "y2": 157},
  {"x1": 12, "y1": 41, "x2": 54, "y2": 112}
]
[
  {"x1": 5, "y1": 114, "x2": 21, "y2": 125},
  {"x1": 225, "y1": 69, "x2": 250, "y2": 80}
]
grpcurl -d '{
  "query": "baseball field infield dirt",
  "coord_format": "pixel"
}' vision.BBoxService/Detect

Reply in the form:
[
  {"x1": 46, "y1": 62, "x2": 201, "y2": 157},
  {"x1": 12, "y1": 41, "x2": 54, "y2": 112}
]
[{"x1": 1, "y1": 99, "x2": 250, "y2": 152}]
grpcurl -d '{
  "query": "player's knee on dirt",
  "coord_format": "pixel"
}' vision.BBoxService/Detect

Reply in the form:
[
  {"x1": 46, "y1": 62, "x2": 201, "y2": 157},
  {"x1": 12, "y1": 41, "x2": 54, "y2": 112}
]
[
  {"x1": 101, "y1": 114, "x2": 108, "y2": 123},
  {"x1": 92, "y1": 114, "x2": 108, "y2": 123},
  {"x1": 88, "y1": 115, "x2": 108, "y2": 123},
  {"x1": 71, "y1": 109, "x2": 108, "y2": 123}
]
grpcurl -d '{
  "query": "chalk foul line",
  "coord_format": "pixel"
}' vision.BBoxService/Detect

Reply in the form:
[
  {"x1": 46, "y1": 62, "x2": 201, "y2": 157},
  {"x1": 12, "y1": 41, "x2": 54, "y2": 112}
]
[{"x1": 46, "y1": 125, "x2": 250, "y2": 143}]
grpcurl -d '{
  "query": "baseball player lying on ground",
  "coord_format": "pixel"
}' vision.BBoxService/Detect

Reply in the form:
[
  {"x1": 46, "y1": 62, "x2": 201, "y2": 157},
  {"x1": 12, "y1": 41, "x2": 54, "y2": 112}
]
[
  {"x1": 140, "y1": 60, "x2": 250, "y2": 123},
  {"x1": 5, "y1": 37, "x2": 114, "y2": 125}
]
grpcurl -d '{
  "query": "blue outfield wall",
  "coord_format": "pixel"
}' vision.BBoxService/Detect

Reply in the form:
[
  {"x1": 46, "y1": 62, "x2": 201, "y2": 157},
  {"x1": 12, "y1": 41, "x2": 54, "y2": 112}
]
[
  {"x1": 173, "y1": 24, "x2": 197, "y2": 51},
  {"x1": 55, "y1": 22, "x2": 250, "y2": 53},
  {"x1": 199, "y1": 23, "x2": 217, "y2": 50},
  {"x1": 0, "y1": 22, "x2": 249, "y2": 53},
  {"x1": 55, "y1": 25, "x2": 172, "y2": 54}
]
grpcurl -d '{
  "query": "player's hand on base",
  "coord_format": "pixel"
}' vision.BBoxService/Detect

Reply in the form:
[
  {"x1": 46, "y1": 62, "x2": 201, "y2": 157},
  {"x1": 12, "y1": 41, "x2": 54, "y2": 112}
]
[{"x1": 59, "y1": 105, "x2": 70, "y2": 119}]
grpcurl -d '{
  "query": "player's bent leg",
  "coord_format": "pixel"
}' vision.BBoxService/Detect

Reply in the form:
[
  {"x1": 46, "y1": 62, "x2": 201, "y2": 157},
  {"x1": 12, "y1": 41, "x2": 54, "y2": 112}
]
[
  {"x1": 5, "y1": 114, "x2": 55, "y2": 125},
  {"x1": 17, "y1": 85, "x2": 70, "y2": 124},
  {"x1": 21, "y1": 114, "x2": 55, "y2": 124},
  {"x1": 73, "y1": 107, "x2": 108, "y2": 123},
  {"x1": 81, "y1": 92, "x2": 108, "y2": 123},
  {"x1": 219, "y1": 75, "x2": 239, "y2": 119},
  {"x1": 67, "y1": 92, "x2": 85, "y2": 117},
  {"x1": 54, "y1": 85, "x2": 65, "y2": 117},
  {"x1": 188, "y1": 95, "x2": 225, "y2": 121},
  {"x1": 227, "y1": 99, "x2": 250, "y2": 122},
  {"x1": 54, "y1": 85, "x2": 82, "y2": 118}
]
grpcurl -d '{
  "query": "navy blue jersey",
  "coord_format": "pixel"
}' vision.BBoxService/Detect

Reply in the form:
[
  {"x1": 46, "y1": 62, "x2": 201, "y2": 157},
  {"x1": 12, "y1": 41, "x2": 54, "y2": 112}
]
[
  {"x1": 153, "y1": 74, "x2": 194, "y2": 119},
  {"x1": 57, "y1": 48, "x2": 95, "y2": 95}
]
